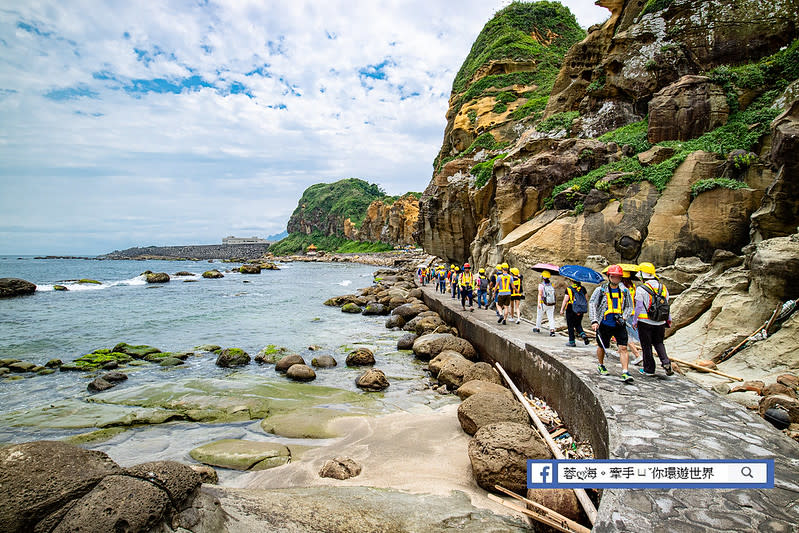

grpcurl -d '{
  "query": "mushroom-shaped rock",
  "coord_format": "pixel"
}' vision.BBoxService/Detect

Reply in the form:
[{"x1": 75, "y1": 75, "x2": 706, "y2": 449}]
[
  {"x1": 468, "y1": 422, "x2": 551, "y2": 493},
  {"x1": 275, "y1": 354, "x2": 306, "y2": 373},
  {"x1": 412, "y1": 333, "x2": 477, "y2": 361},
  {"x1": 286, "y1": 364, "x2": 316, "y2": 382},
  {"x1": 319, "y1": 457, "x2": 362, "y2": 480},
  {"x1": 457, "y1": 391, "x2": 529, "y2": 435},
  {"x1": 346, "y1": 348, "x2": 375, "y2": 366},
  {"x1": 356, "y1": 368, "x2": 389, "y2": 391}
]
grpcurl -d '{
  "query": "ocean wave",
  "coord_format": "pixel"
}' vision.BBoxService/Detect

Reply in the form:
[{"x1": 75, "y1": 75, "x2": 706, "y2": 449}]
[
  {"x1": 338, "y1": 280, "x2": 352, "y2": 287},
  {"x1": 36, "y1": 275, "x2": 146, "y2": 292}
]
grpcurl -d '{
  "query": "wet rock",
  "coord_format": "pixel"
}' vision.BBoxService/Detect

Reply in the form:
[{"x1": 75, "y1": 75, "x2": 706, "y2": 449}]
[
  {"x1": 311, "y1": 355, "x2": 337, "y2": 368},
  {"x1": 362, "y1": 303, "x2": 388, "y2": 316},
  {"x1": 385, "y1": 315, "x2": 406, "y2": 329},
  {"x1": 762, "y1": 383, "x2": 797, "y2": 399},
  {"x1": 194, "y1": 344, "x2": 221, "y2": 352},
  {"x1": 189, "y1": 464, "x2": 218, "y2": 484},
  {"x1": 254, "y1": 345, "x2": 291, "y2": 364},
  {"x1": 159, "y1": 356, "x2": 185, "y2": 367},
  {"x1": 286, "y1": 364, "x2": 316, "y2": 382},
  {"x1": 0, "y1": 441, "x2": 122, "y2": 533},
  {"x1": 468, "y1": 422, "x2": 551, "y2": 493},
  {"x1": 113, "y1": 343, "x2": 161, "y2": 358},
  {"x1": 324, "y1": 294, "x2": 365, "y2": 307},
  {"x1": 391, "y1": 302, "x2": 429, "y2": 321},
  {"x1": 457, "y1": 380, "x2": 514, "y2": 400},
  {"x1": 189, "y1": 439, "x2": 291, "y2": 470},
  {"x1": 412, "y1": 333, "x2": 477, "y2": 361},
  {"x1": 355, "y1": 368, "x2": 390, "y2": 391},
  {"x1": 428, "y1": 350, "x2": 464, "y2": 377},
  {"x1": 45, "y1": 359, "x2": 62, "y2": 368},
  {"x1": 319, "y1": 457, "x2": 362, "y2": 480},
  {"x1": 215, "y1": 348, "x2": 251, "y2": 368},
  {"x1": 87, "y1": 377, "x2": 115, "y2": 392},
  {"x1": 457, "y1": 391, "x2": 529, "y2": 435},
  {"x1": 174, "y1": 271, "x2": 194, "y2": 276},
  {"x1": 346, "y1": 348, "x2": 375, "y2": 366},
  {"x1": 341, "y1": 303, "x2": 363, "y2": 314},
  {"x1": 53, "y1": 285, "x2": 68, "y2": 291},
  {"x1": 0, "y1": 367, "x2": 10, "y2": 377},
  {"x1": 202, "y1": 269, "x2": 224, "y2": 279},
  {"x1": 275, "y1": 354, "x2": 306, "y2": 372},
  {"x1": 8, "y1": 361, "x2": 36, "y2": 373},
  {"x1": 101, "y1": 371, "x2": 128, "y2": 383},
  {"x1": 396, "y1": 333, "x2": 418, "y2": 350},
  {"x1": 124, "y1": 460, "x2": 201, "y2": 508},
  {"x1": 758, "y1": 395, "x2": 799, "y2": 424},
  {"x1": 261, "y1": 407, "x2": 349, "y2": 439},
  {"x1": 239, "y1": 264, "x2": 261, "y2": 274},
  {"x1": 0, "y1": 277, "x2": 37, "y2": 298},
  {"x1": 462, "y1": 362, "x2": 503, "y2": 386},
  {"x1": 145, "y1": 272, "x2": 170, "y2": 283},
  {"x1": 437, "y1": 356, "x2": 475, "y2": 389}
]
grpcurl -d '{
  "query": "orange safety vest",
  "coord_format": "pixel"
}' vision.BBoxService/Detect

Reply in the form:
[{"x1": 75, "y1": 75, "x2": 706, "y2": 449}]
[{"x1": 497, "y1": 274, "x2": 512, "y2": 295}]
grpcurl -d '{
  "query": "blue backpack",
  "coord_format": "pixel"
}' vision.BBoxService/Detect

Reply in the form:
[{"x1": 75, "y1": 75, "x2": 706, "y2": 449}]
[{"x1": 570, "y1": 286, "x2": 588, "y2": 314}]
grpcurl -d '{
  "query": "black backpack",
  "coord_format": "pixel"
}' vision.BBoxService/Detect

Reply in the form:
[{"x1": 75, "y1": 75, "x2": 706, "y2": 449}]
[
  {"x1": 569, "y1": 287, "x2": 588, "y2": 314},
  {"x1": 641, "y1": 283, "x2": 670, "y2": 322}
]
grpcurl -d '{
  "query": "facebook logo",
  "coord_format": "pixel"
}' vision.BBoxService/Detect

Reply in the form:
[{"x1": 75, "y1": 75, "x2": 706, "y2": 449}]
[{"x1": 528, "y1": 461, "x2": 556, "y2": 487}]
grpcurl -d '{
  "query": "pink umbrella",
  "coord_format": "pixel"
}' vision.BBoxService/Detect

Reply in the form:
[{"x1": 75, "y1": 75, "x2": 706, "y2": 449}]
[{"x1": 531, "y1": 263, "x2": 560, "y2": 275}]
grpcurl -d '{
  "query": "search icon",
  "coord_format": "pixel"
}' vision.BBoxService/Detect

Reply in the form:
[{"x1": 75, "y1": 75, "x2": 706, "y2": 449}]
[{"x1": 741, "y1": 466, "x2": 754, "y2": 478}]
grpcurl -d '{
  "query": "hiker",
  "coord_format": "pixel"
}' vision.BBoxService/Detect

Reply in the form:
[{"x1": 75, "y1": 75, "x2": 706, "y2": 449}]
[
  {"x1": 496, "y1": 263, "x2": 513, "y2": 325},
  {"x1": 621, "y1": 274, "x2": 644, "y2": 366},
  {"x1": 510, "y1": 267, "x2": 525, "y2": 324},
  {"x1": 450, "y1": 266, "x2": 460, "y2": 299},
  {"x1": 633, "y1": 262, "x2": 674, "y2": 376},
  {"x1": 534, "y1": 271, "x2": 556, "y2": 336},
  {"x1": 460, "y1": 263, "x2": 475, "y2": 311},
  {"x1": 589, "y1": 264, "x2": 634, "y2": 383},
  {"x1": 560, "y1": 278, "x2": 590, "y2": 346},
  {"x1": 437, "y1": 267, "x2": 446, "y2": 293},
  {"x1": 476, "y1": 268, "x2": 489, "y2": 309},
  {"x1": 490, "y1": 264, "x2": 501, "y2": 316}
]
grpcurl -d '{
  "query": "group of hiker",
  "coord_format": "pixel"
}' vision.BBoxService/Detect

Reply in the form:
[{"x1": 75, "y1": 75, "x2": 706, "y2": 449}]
[{"x1": 421, "y1": 260, "x2": 673, "y2": 384}]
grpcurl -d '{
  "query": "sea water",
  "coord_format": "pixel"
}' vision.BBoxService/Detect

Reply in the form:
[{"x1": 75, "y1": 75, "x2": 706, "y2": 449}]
[{"x1": 0, "y1": 256, "x2": 447, "y2": 472}]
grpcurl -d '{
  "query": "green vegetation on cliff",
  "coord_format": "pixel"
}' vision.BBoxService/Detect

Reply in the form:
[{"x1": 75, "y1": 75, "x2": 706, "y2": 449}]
[
  {"x1": 269, "y1": 231, "x2": 394, "y2": 256},
  {"x1": 288, "y1": 178, "x2": 387, "y2": 231}
]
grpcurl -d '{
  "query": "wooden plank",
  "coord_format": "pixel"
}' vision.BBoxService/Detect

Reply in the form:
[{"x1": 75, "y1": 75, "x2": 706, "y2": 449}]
[
  {"x1": 487, "y1": 493, "x2": 591, "y2": 533},
  {"x1": 495, "y1": 362, "x2": 598, "y2": 525},
  {"x1": 669, "y1": 357, "x2": 743, "y2": 381},
  {"x1": 494, "y1": 485, "x2": 592, "y2": 533}
]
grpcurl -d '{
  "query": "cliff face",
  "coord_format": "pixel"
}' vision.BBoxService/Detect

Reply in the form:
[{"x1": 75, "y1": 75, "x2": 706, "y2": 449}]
[
  {"x1": 418, "y1": 0, "x2": 799, "y2": 268},
  {"x1": 285, "y1": 179, "x2": 418, "y2": 247}
]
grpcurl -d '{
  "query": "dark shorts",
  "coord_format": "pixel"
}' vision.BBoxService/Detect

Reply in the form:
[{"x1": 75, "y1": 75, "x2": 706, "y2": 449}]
[
  {"x1": 497, "y1": 294, "x2": 511, "y2": 306},
  {"x1": 510, "y1": 295, "x2": 524, "y2": 301},
  {"x1": 597, "y1": 322, "x2": 628, "y2": 349}
]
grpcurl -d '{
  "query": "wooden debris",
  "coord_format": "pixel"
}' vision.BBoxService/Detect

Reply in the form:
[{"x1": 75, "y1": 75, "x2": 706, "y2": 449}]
[
  {"x1": 670, "y1": 357, "x2": 743, "y2": 381},
  {"x1": 488, "y1": 491, "x2": 591, "y2": 533}
]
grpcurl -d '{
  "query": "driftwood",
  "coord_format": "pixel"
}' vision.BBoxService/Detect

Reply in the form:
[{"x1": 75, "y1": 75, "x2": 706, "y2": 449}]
[
  {"x1": 495, "y1": 362, "x2": 598, "y2": 525},
  {"x1": 669, "y1": 357, "x2": 743, "y2": 381},
  {"x1": 713, "y1": 304, "x2": 782, "y2": 364},
  {"x1": 489, "y1": 486, "x2": 591, "y2": 533}
]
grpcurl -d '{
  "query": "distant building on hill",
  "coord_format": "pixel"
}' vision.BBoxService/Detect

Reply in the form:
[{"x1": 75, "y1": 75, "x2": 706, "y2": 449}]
[
  {"x1": 222, "y1": 236, "x2": 269, "y2": 245},
  {"x1": 306, "y1": 244, "x2": 318, "y2": 256}
]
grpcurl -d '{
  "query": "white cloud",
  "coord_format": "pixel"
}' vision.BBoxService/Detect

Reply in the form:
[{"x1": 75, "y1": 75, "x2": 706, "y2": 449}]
[{"x1": 0, "y1": 0, "x2": 610, "y2": 254}]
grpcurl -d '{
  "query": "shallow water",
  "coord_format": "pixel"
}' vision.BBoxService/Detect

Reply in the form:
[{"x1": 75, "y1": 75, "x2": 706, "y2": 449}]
[{"x1": 0, "y1": 257, "x2": 449, "y2": 476}]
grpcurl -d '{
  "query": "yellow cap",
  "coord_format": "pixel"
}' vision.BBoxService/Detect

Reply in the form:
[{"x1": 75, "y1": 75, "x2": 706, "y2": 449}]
[
  {"x1": 454, "y1": 267, "x2": 460, "y2": 271},
  {"x1": 502, "y1": 263, "x2": 509, "y2": 270},
  {"x1": 510, "y1": 267, "x2": 520, "y2": 275},
  {"x1": 479, "y1": 268, "x2": 485, "y2": 274},
  {"x1": 638, "y1": 262, "x2": 657, "y2": 276},
  {"x1": 450, "y1": 264, "x2": 455, "y2": 269},
  {"x1": 542, "y1": 271, "x2": 551, "y2": 279},
  {"x1": 495, "y1": 264, "x2": 502, "y2": 270}
]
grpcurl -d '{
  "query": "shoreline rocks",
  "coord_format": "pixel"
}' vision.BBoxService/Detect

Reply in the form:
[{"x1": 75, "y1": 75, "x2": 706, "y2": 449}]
[{"x1": 0, "y1": 278, "x2": 36, "y2": 298}]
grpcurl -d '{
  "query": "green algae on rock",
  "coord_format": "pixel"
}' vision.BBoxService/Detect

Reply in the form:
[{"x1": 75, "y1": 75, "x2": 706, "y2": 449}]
[
  {"x1": 189, "y1": 439, "x2": 291, "y2": 470},
  {"x1": 61, "y1": 350, "x2": 133, "y2": 371},
  {"x1": 260, "y1": 407, "x2": 356, "y2": 439}
]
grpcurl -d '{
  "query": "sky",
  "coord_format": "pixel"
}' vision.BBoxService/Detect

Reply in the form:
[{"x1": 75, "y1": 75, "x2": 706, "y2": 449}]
[{"x1": 0, "y1": 1, "x2": 610, "y2": 255}]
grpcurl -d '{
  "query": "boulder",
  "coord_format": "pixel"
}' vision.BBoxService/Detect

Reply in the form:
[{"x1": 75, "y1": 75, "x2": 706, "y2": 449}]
[
  {"x1": 319, "y1": 457, "x2": 362, "y2": 480},
  {"x1": 391, "y1": 302, "x2": 429, "y2": 321},
  {"x1": 457, "y1": 391, "x2": 529, "y2": 435},
  {"x1": 255, "y1": 345, "x2": 291, "y2": 364},
  {"x1": 526, "y1": 488, "x2": 582, "y2": 524},
  {"x1": 195, "y1": 344, "x2": 222, "y2": 352},
  {"x1": 412, "y1": 333, "x2": 477, "y2": 361},
  {"x1": 174, "y1": 271, "x2": 194, "y2": 276},
  {"x1": 239, "y1": 264, "x2": 261, "y2": 274},
  {"x1": 385, "y1": 315, "x2": 406, "y2": 329},
  {"x1": 748, "y1": 235, "x2": 799, "y2": 302},
  {"x1": 396, "y1": 333, "x2": 418, "y2": 350},
  {"x1": 762, "y1": 383, "x2": 797, "y2": 399},
  {"x1": 647, "y1": 75, "x2": 730, "y2": 143},
  {"x1": 124, "y1": 461, "x2": 201, "y2": 509},
  {"x1": 457, "y1": 380, "x2": 514, "y2": 400},
  {"x1": 145, "y1": 272, "x2": 170, "y2": 283},
  {"x1": 215, "y1": 348, "x2": 251, "y2": 368},
  {"x1": 0, "y1": 441, "x2": 121, "y2": 533},
  {"x1": 324, "y1": 294, "x2": 366, "y2": 307},
  {"x1": 53, "y1": 285, "x2": 68, "y2": 291},
  {"x1": 311, "y1": 355, "x2": 337, "y2": 368},
  {"x1": 87, "y1": 378, "x2": 115, "y2": 392},
  {"x1": 346, "y1": 348, "x2": 375, "y2": 366},
  {"x1": 189, "y1": 464, "x2": 218, "y2": 484},
  {"x1": 0, "y1": 278, "x2": 36, "y2": 298},
  {"x1": 8, "y1": 361, "x2": 36, "y2": 373},
  {"x1": 189, "y1": 439, "x2": 291, "y2": 470},
  {"x1": 758, "y1": 394, "x2": 799, "y2": 424},
  {"x1": 428, "y1": 350, "x2": 464, "y2": 377},
  {"x1": 202, "y1": 269, "x2": 224, "y2": 279},
  {"x1": 275, "y1": 354, "x2": 306, "y2": 373},
  {"x1": 405, "y1": 314, "x2": 447, "y2": 336},
  {"x1": 355, "y1": 368, "x2": 390, "y2": 391},
  {"x1": 341, "y1": 303, "x2": 363, "y2": 314},
  {"x1": 468, "y1": 422, "x2": 551, "y2": 493},
  {"x1": 408, "y1": 288, "x2": 423, "y2": 299},
  {"x1": 637, "y1": 145, "x2": 677, "y2": 166},
  {"x1": 777, "y1": 374, "x2": 799, "y2": 390},
  {"x1": 101, "y1": 371, "x2": 128, "y2": 383},
  {"x1": 462, "y1": 362, "x2": 503, "y2": 386},
  {"x1": 437, "y1": 356, "x2": 475, "y2": 389},
  {"x1": 362, "y1": 303, "x2": 388, "y2": 316},
  {"x1": 286, "y1": 364, "x2": 317, "y2": 382},
  {"x1": 45, "y1": 359, "x2": 62, "y2": 368},
  {"x1": 113, "y1": 343, "x2": 161, "y2": 358},
  {"x1": 159, "y1": 356, "x2": 185, "y2": 367}
]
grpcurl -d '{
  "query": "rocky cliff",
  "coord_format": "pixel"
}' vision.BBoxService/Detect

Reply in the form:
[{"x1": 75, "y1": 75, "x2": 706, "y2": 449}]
[
  {"x1": 418, "y1": 0, "x2": 799, "y2": 267},
  {"x1": 282, "y1": 178, "x2": 419, "y2": 250}
]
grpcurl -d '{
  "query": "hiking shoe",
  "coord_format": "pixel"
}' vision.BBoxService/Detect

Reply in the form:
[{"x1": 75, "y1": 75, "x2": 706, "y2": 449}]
[
  {"x1": 597, "y1": 365, "x2": 609, "y2": 376},
  {"x1": 515, "y1": 318, "x2": 520, "y2": 324},
  {"x1": 565, "y1": 341, "x2": 577, "y2": 347},
  {"x1": 631, "y1": 356, "x2": 643, "y2": 366},
  {"x1": 533, "y1": 328, "x2": 541, "y2": 333},
  {"x1": 497, "y1": 316, "x2": 503, "y2": 324},
  {"x1": 664, "y1": 364, "x2": 674, "y2": 376},
  {"x1": 638, "y1": 368, "x2": 656, "y2": 377},
  {"x1": 469, "y1": 307, "x2": 474, "y2": 312},
  {"x1": 502, "y1": 318, "x2": 507, "y2": 325},
  {"x1": 549, "y1": 330, "x2": 556, "y2": 337},
  {"x1": 621, "y1": 372, "x2": 634, "y2": 383},
  {"x1": 583, "y1": 336, "x2": 591, "y2": 345}
]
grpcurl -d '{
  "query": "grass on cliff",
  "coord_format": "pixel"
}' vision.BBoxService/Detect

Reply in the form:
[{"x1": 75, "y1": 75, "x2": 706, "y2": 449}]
[
  {"x1": 691, "y1": 178, "x2": 748, "y2": 198},
  {"x1": 471, "y1": 154, "x2": 508, "y2": 189},
  {"x1": 544, "y1": 96, "x2": 779, "y2": 209},
  {"x1": 269, "y1": 232, "x2": 394, "y2": 256},
  {"x1": 289, "y1": 178, "x2": 388, "y2": 230}
]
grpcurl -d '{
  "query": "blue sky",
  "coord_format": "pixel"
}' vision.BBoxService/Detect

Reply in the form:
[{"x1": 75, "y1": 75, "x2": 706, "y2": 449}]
[{"x1": 0, "y1": 1, "x2": 609, "y2": 255}]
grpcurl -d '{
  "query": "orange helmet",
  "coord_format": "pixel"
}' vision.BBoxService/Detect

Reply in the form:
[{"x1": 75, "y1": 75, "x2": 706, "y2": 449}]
[
  {"x1": 607, "y1": 264, "x2": 624, "y2": 277},
  {"x1": 464, "y1": 263, "x2": 470, "y2": 269}
]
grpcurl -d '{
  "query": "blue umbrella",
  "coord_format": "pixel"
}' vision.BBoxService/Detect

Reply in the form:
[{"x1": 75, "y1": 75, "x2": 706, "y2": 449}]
[{"x1": 559, "y1": 264, "x2": 604, "y2": 284}]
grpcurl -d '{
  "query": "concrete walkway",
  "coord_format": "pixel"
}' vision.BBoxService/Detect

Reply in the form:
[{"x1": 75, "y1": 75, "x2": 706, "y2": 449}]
[{"x1": 419, "y1": 284, "x2": 799, "y2": 532}]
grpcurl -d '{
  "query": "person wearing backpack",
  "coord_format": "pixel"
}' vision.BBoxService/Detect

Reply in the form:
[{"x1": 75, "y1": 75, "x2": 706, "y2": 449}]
[
  {"x1": 534, "y1": 271, "x2": 557, "y2": 336},
  {"x1": 589, "y1": 264, "x2": 634, "y2": 383},
  {"x1": 633, "y1": 262, "x2": 674, "y2": 376},
  {"x1": 560, "y1": 278, "x2": 590, "y2": 346},
  {"x1": 476, "y1": 268, "x2": 489, "y2": 309}
]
